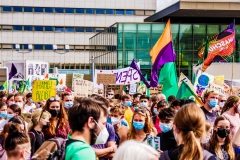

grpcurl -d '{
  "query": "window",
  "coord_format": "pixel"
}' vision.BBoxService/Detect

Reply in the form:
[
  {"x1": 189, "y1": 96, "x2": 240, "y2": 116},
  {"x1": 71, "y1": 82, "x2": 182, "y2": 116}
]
[
  {"x1": 116, "y1": 10, "x2": 124, "y2": 15},
  {"x1": 34, "y1": 26, "x2": 43, "y2": 31},
  {"x1": 2, "y1": 6, "x2": 12, "y2": 12},
  {"x1": 34, "y1": 7, "x2": 43, "y2": 12},
  {"x1": 45, "y1": 8, "x2": 54, "y2": 13},
  {"x1": 106, "y1": 9, "x2": 114, "y2": 14},
  {"x1": 2, "y1": 44, "x2": 12, "y2": 49},
  {"x1": 81, "y1": 66, "x2": 85, "y2": 69},
  {"x1": 76, "y1": 8, "x2": 84, "y2": 14},
  {"x1": 2, "y1": 26, "x2": 12, "y2": 30},
  {"x1": 86, "y1": 66, "x2": 90, "y2": 69},
  {"x1": 24, "y1": 7, "x2": 32, "y2": 12},
  {"x1": 34, "y1": 44, "x2": 43, "y2": 50},
  {"x1": 86, "y1": 8, "x2": 94, "y2": 14},
  {"x1": 45, "y1": 26, "x2": 53, "y2": 31},
  {"x1": 126, "y1": 10, "x2": 134, "y2": 15},
  {"x1": 13, "y1": 6, "x2": 22, "y2": 12},
  {"x1": 13, "y1": 26, "x2": 22, "y2": 31},
  {"x1": 145, "y1": 10, "x2": 155, "y2": 16},
  {"x1": 135, "y1": 10, "x2": 144, "y2": 15},
  {"x1": 65, "y1": 27, "x2": 74, "y2": 32},
  {"x1": 76, "y1": 27, "x2": 84, "y2": 32},
  {"x1": 45, "y1": 45, "x2": 53, "y2": 50},
  {"x1": 55, "y1": 27, "x2": 64, "y2": 32},
  {"x1": 96, "y1": 28, "x2": 104, "y2": 32},
  {"x1": 23, "y1": 44, "x2": 29, "y2": 49},
  {"x1": 76, "y1": 66, "x2": 80, "y2": 69},
  {"x1": 86, "y1": 27, "x2": 94, "y2": 32},
  {"x1": 96, "y1": 9, "x2": 104, "y2": 14},
  {"x1": 55, "y1": 8, "x2": 64, "y2": 13},
  {"x1": 66, "y1": 8, "x2": 74, "y2": 13},
  {"x1": 24, "y1": 26, "x2": 32, "y2": 31},
  {"x1": 13, "y1": 44, "x2": 23, "y2": 49}
]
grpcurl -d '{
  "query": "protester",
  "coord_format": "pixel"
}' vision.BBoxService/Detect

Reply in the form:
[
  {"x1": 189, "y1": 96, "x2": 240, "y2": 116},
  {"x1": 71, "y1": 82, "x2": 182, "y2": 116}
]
[
  {"x1": 114, "y1": 94, "x2": 122, "y2": 104},
  {"x1": 201, "y1": 89, "x2": 219, "y2": 125},
  {"x1": 139, "y1": 95, "x2": 150, "y2": 109},
  {"x1": 160, "y1": 103, "x2": 216, "y2": 160},
  {"x1": 0, "y1": 91, "x2": 7, "y2": 103},
  {"x1": 0, "y1": 102, "x2": 7, "y2": 131},
  {"x1": 157, "y1": 93, "x2": 166, "y2": 101},
  {"x1": 133, "y1": 93, "x2": 142, "y2": 107},
  {"x1": 218, "y1": 95, "x2": 227, "y2": 109},
  {"x1": 205, "y1": 115, "x2": 235, "y2": 160},
  {"x1": 28, "y1": 109, "x2": 51, "y2": 156},
  {"x1": 149, "y1": 95, "x2": 159, "y2": 108},
  {"x1": 42, "y1": 96, "x2": 70, "y2": 139},
  {"x1": 7, "y1": 104, "x2": 22, "y2": 120},
  {"x1": 107, "y1": 90, "x2": 114, "y2": 99},
  {"x1": 157, "y1": 100, "x2": 168, "y2": 113},
  {"x1": 202, "y1": 120, "x2": 212, "y2": 144},
  {"x1": 65, "y1": 97, "x2": 108, "y2": 160},
  {"x1": 8, "y1": 116, "x2": 27, "y2": 132},
  {"x1": 4, "y1": 123, "x2": 31, "y2": 160},
  {"x1": 157, "y1": 108, "x2": 177, "y2": 151},
  {"x1": 110, "y1": 106, "x2": 129, "y2": 145},
  {"x1": 121, "y1": 95, "x2": 133, "y2": 126},
  {"x1": 179, "y1": 98, "x2": 195, "y2": 107},
  {"x1": 61, "y1": 92, "x2": 73, "y2": 113},
  {"x1": 150, "y1": 102, "x2": 161, "y2": 133},
  {"x1": 127, "y1": 107, "x2": 153, "y2": 142},
  {"x1": 14, "y1": 93, "x2": 25, "y2": 112},
  {"x1": 24, "y1": 93, "x2": 36, "y2": 113},
  {"x1": 221, "y1": 95, "x2": 240, "y2": 138},
  {"x1": 113, "y1": 140, "x2": 159, "y2": 160},
  {"x1": 98, "y1": 89, "x2": 104, "y2": 96},
  {"x1": 167, "y1": 95, "x2": 176, "y2": 105},
  {"x1": 170, "y1": 99, "x2": 181, "y2": 112},
  {"x1": 6, "y1": 94, "x2": 15, "y2": 107}
]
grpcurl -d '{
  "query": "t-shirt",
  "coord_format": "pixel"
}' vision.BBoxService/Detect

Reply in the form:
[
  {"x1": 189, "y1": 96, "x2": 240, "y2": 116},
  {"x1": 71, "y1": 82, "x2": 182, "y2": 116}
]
[
  {"x1": 207, "y1": 144, "x2": 230, "y2": 160},
  {"x1": 29, "y1": 129, "x2": 45, "y2": 156},
  {"x1": 24, "y1": 104, "x2": 36, "y2": 113},
  {"x1": 201, "y1": 106, "x2": 217, "y2": 126},
  {"x1": 65, "y1": 139, "x2": 96, "y2": 160},
  {"x1": 124, "y1": 107, "x2": 133, "y2": 126},
  {"x1": 222, "y1": 112, "x2": 240, "y2": 138}
]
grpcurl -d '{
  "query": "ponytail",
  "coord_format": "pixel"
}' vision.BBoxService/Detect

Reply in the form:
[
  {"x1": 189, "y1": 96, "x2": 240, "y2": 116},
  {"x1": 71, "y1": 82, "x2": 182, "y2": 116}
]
[{"x1": 221, "y1": 96, "x2": 239, "y2": 115}]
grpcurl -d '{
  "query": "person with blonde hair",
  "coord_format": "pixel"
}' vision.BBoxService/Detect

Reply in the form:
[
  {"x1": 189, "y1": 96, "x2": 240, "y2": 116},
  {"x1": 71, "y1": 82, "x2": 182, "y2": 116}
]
[
  {"x1": 205, "y1": 115, "x2": 235, "y2": 160},
  {"x1": 221, "y1": 95, "x2": 240, "y2": 138},
  {"x1": 28, "y1": 108, "x2": 51, "y2": 156},
  {"x1": 112, "y1": 140, "x2": 159, "y2": 160},
  {"x1": 160, "y1": 103, "x2": 216, "y2": 160}
]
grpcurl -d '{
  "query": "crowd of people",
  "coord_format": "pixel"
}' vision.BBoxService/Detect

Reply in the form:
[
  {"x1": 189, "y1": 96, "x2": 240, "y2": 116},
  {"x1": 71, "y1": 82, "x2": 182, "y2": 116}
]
[{"x1": 0, "y1": 88, "x2": 239, "y2": 160}]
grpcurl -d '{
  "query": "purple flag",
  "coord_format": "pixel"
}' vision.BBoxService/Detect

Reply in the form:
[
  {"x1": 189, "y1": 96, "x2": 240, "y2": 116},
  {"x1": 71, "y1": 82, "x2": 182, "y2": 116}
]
[
  {"x1": 9, "y1": 63, "x2": 17, "y2": 80},
  {"x1": 150, "y1": 42, "x2": 176, "y2": 87},
  {"x1": 130, "y1": 59, "x2": 151, "y2": 88}
]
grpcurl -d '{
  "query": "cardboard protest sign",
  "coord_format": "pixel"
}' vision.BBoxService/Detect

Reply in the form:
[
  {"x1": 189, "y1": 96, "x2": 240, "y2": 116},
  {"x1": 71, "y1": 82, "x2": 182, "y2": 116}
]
[
  {"x1": 129, "y1": 84, "x2": 137, "y2": 95},
  {"x1": 209, "y1": 83, "x2": 225, "y2": 95},
  {"x1": 32, "y1": 80, "x2": 56, "y2": 102},
  {"x1": 87, "y1": 81, "x2": 94, "y2": 95},
  {"x1": 106, "y1": 85, "x2": 123, "y2": 94},
  {"x1": 72, "y1": 73, "x2": 84, "y2": 91},
  {"x1": 147, "y1": 135, "x2": 160, "y2": 150},
  {"x1": 97, "y1": 74, "x2": 116, "y2": 85},
  {"x1": 74, "y1": 79, "x2": 89, "y2": 97}
]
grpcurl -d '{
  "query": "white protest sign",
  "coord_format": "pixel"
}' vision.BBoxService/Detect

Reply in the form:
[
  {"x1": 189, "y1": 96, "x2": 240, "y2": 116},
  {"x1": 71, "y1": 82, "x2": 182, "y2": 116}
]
[
  {"x1": 72, "y1": 73, "x2": 84, "y2": 91},
  {"x1": 194, "y1": 72, "x2": 214, "y2": 96},
  {"x1": 74, "y1": 79, "x2": 89, "y2": 97},
  {"x1": 208, "y1": 83, "x2": 225, "y2": 96},
  {"x1": 129, "y1": 84, "x2": 137, "y2": 95},
  {"x1": 94, "y1": 63, "x2": 141, "y2": 88},
  {"x1": 87, "y1": 81, "x2": 94, "y2": 95}
]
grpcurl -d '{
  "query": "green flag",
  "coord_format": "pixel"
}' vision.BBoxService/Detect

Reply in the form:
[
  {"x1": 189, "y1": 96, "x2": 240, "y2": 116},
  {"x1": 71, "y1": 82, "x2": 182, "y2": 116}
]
[
  {"x1": 158, "y1": 62, "x2": 178, "y2": 99},
  {"x1": 0, "y1": 81, "x2": 8, "y2": 91},
  {"x1": 176, "y1": 81, "x2": 203, "y2": 106},
  {"x1": 197, "y1": 36, "x2": 209, "y2": 65},
  {"x1": 18, "y1": 80, "x2": 25, "y2": 93},
  {"x1": 145, "y1": 75, "x2": 150, "y2": 97}
]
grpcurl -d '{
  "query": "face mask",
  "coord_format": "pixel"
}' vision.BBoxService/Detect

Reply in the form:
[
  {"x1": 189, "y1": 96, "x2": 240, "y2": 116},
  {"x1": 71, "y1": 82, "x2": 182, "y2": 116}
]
[
  {"x1": 175, "y1": 109, "x2": 178, "y2": 113},
  {"x1": 201, "y1": 135, "x2": 211, "y2": 144},
  {"x1": 111, "y1": 117, "x2": 120, "y2": 126},
  {"x1": 98, "y1": 93, "x2": 103, "y2": 96},
  {"x1": 64, "y1": 101, "x2": 73, "y2": 109},
  {"x1": 209, "y1": 99, "x2": 218, "y2": 108},
  {"x1": 94, "y1": 120, "x2": 109, "y2": 144},
  {"x1": 125, "y1": 101, "x2": 132, "y2": 107},
  {"x1": 132, "y1": 121, "x2": 145, "y2": 130},
  {"x1": 153, "y1": 108, "x2": 159, "y2": 115},
  {"x1": 16, "y1": 102, "x2": 23, "y2": 107},
  {"x1": 49, "y1": 109, "x2": 60, "y2": 117},
  {"x1": 238, "y1": 105, "x2": 240, "y2": 112},
  {"x1": 140, "y1": 102, "x2": 148, "y2": 107},
  {"x1": 108, "y1": 95, "x2": 113, "y2": 99},
  {"x1": 0, "y1": 111, "x2": 7, "y2": 119},
  {"x1": 216, "y1": 128, "x2": 230, "y2": 138},
  {"x1": 7, "y1": 114, "x2": 14, "y2": 120},
  {"x1": 30, "y1": 99, "x2": 33, "y2": 104},
  {"x1": 8, "y1": 101, "x2": 15, "y2": 106},
  {"x1": 219, "y1": 102, "x2": 225, "y2": 108},
  {"x1": 160, "y1": 123, "x2": 171, "y2": 133}
]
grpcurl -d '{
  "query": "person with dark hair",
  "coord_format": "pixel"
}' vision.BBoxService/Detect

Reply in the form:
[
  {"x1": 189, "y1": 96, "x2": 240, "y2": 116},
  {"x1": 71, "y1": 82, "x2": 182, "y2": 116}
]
[
  {"x1": 179, "y1": 99, "x2": 195, "y2": 107},
  {"x1": 157, "y1": 100, "x2": 168, "y2": 113},
  {"x1": 65, "y1": 97, "x2": 109, "y2": 160},
  {"x1": 170, "y1": 99, "x2": 181, "y2": 112},
  {"x1": 139, "y1": 95, "x2": 150, "y2": 109},
  {"x1": 0, "y1": 91, "x2": 7, "y2": 103},
  {"x1": 7, "y1": 104, "x2": 22, "y2": 120},
  {"x1": 14, "y1": 93, "x2": 25, "y2": 113},
  {"x1": 0, "y1": 102, "x2": 7, "y2": 131},
  {"x1": 149, "y1": 95, "x2": 159, "y2": 108},
  {"x1": 133, "y1": 93, "x2": 142, "y2": 103},
  {"x1": 150, "y1": 102, "x2": 161, "y2": 133},
  {"x1": 107, "y1": 90, "x2": 115, "y2": 99},
  {"x1": 6, "y1": 94, "x2": 15, "y2": 107},
  {"x1": 24, "y1": 93, "x2": 36, "y2": 113},
  {"x1": 157, "y1": 108, "x2": 177, "y2": 151},
  {"x1": 121, "y1": 95, "x2": 134, "y2": 126},
  {"x1": 61, "y1": 92, "x2": 73, "y2": 113},
  {"x1": 114, "y1": 94, "x2": 122, "y2": 104},
  {"x1": 167, "y1": 95, "x2": 176, "y2": 105}
]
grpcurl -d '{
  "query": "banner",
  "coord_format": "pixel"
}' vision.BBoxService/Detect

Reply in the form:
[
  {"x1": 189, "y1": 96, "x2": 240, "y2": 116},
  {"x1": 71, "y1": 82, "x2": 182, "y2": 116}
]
[
  {"x1": 32, "y1": 80, "x2": 56, "y2": 102},
  {"x1": 94, "y1": 63, "x2": 141, "y2": 88},
  {"x1": 74, "y1": 79, "x2": 89, "y2": 97}
]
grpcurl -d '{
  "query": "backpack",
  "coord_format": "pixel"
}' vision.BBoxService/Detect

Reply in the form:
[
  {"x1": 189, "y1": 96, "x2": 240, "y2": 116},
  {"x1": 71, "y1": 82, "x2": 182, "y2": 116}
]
[{"x1": 31, "y1": 137, "x2": 67, "y2": 160}]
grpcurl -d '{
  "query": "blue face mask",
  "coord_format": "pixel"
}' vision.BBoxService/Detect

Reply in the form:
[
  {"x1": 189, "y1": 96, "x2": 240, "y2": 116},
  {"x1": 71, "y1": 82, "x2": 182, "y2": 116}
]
[
  {"x1": 153, "y1": 108, "x2": 159, "y2": 115},
  {"x1": 7, "y1": 114, "x2": 14, "y2": 120},
  {"x1": 209, "y1": 99, "x2": 218, "y2": 108},
  {"x1": 140, "y1": 102, "x2": 148, "y2": 107},
  {"x1": 125, "y1": 101, "x2": 132, "y2": 107},
  {"x1": 133, "y1": 121, "x2": 145, "y2": 130},
  {"x1": 30, "y1": 99, "x2": 33, "y2": 104},
  {"x1": 160, "y1": 123, "x2": 172, "y2": 133},
  {"x1": 0, "y1": 111, "x2": 7, "y2": 119},
  {"x1": 64, "y1": 101, "x2": 73, "y2": 109}
]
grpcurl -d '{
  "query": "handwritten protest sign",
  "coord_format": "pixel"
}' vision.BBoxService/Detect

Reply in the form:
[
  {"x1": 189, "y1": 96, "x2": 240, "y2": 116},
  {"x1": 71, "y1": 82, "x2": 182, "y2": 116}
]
[
  {"x1": 209, "y1": 83, "x2": 225, "y2": 95},
  {"x1": 97, "y1": 74, "x2": 116, "y2": 85},
  {"x1": 32, "y1": 80, "x2": 56, "y2": 102},
  {"x1": 72, "y1": 73, "x2": 84, "y2": 91},
  {"x1": 74, "y1": 79, "x2": 89, "y2": 97},
  {"x1": 87, "y1": 81, "x2": 94, "y2": 95},
  {"x1": 107, "y1": 85, "x2": 123, "y2": 94},
  {"x1": 129, "y1": 84, "x2": 137, "y2": 95}
]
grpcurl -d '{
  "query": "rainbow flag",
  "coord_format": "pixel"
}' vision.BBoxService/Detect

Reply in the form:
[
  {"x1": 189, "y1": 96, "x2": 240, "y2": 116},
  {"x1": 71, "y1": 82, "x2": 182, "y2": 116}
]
[{"x1": 150, "y1": 19, "x2": 176, "y2": 87}]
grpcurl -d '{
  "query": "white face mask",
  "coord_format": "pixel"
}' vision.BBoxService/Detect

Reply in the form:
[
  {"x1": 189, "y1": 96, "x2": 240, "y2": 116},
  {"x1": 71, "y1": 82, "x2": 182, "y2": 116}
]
[
  {"x1": 108, "y1": 95, "x2": 113, "y2": 99},
  {"x1": 219, "y1": 102, "x2": 225, "y2": 108},
  {"x1": 111, "y1": 117, "x2": 120, "y2": 126},
  {"x1": 94, "y1": 120, "x2": 109, "y2": 144},
  {"x1": 16, "y1": 102, "x2": 23, "y2": 107}
]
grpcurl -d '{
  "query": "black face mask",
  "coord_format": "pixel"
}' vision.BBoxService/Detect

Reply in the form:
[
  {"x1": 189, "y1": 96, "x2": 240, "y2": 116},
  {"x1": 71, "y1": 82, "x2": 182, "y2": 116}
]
[
  {"x1": 42, "y1": 122, "x2": 50, "y2": 129},
  {"x1": 49, "y1": 109, "x2": 60, "y2": 117},
  {"x1": 216, "y1": 128, "x2": 230, "y2": 138},
  {"x1": 90, "y1": 124, "x2": 98, "y2": 145}
]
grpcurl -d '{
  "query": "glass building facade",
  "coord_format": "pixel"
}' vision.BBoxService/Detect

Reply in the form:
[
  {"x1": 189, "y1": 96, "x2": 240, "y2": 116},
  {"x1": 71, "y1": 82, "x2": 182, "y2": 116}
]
[{"x1": 90, "y1": 23, "x2": 240, "y2": 79}]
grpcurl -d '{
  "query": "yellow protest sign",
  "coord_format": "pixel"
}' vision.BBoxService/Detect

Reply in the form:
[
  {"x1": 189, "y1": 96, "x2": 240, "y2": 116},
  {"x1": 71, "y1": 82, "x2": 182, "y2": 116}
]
[
  {"x1": 32, "y1": 80, "x2": 56, "y2": 102},
  {"x1": 214, "y1": 75, "x2": 224, "y2": 83}
]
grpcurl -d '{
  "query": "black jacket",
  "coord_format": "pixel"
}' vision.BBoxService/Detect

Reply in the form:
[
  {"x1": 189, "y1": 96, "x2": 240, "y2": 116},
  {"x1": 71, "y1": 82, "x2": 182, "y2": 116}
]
[{"x1": 157, "y1": 129, "x2": 177, "y2": 151}]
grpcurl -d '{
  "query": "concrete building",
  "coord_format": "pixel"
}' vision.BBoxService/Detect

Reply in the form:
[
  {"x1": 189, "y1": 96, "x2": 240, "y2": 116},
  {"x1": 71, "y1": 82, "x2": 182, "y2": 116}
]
[{"x1": 0, "y1": 0, "x2": 155, "y2": 72}]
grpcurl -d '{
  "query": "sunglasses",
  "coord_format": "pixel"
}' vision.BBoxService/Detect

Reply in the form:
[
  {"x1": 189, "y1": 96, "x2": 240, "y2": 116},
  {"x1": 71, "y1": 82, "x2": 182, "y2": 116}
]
[{"x1": 49, "y1": 96, "x2": 60, "y2": 101}]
